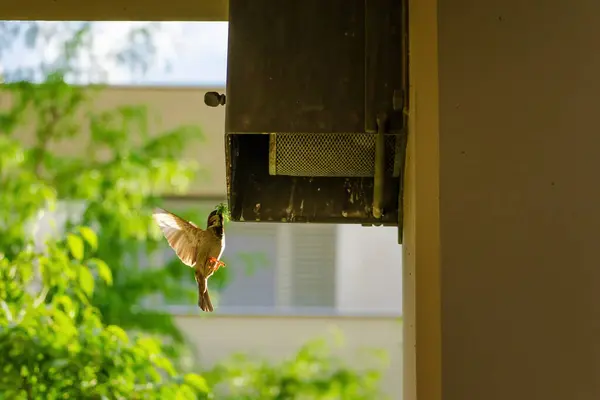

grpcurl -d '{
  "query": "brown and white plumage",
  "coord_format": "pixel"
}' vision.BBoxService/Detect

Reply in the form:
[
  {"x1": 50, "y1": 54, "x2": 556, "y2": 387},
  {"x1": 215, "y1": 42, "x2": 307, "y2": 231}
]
[{"x1": 152, "y1": 207, "x2": 225, "y2": 312}]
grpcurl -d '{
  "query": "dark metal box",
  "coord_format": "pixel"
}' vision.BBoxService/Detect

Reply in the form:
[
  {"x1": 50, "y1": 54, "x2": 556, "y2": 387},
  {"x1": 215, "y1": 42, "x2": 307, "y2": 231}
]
[{"x1": 221, "y1": 0, "x2": 407, "y2": 227}]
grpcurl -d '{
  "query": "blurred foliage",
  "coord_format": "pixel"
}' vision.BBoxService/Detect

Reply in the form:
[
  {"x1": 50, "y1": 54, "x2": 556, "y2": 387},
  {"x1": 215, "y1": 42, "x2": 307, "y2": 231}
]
[
  {"x1": 0, "y1": 23, "x2": 203, "y2": 354},
  {"x1": 0, "y1": 143, "x2": 208, "y2": 398},
  {"x1": 203, "y1": 335, "x2": 388, "y2": 400},
  {"x1": 0, "y1": 21, "x2": 164, "y2": 83}
]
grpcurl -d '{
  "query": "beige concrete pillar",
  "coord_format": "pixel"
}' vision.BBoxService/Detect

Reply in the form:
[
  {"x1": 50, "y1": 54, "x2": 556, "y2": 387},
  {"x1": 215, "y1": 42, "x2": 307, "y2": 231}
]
[
  {"x1": 405, "y1": 0, "x2": 600, "y2": 399},
  {"x1": 403, "y1": 0, "x2": 442, "y2": 399}
]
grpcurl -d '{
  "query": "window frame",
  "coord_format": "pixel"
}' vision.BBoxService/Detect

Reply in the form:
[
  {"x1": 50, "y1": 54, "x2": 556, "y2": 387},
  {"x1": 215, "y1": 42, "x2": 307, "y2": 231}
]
[{"x1": 1, "y1": 1, "x2": 228, "y2": 22}]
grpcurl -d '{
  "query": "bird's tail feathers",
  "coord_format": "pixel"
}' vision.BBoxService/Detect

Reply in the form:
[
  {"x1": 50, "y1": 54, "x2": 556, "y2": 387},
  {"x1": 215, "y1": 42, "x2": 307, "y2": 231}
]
[{"x1": 196, "y1": 275, "x2": 213, "y2": 312}]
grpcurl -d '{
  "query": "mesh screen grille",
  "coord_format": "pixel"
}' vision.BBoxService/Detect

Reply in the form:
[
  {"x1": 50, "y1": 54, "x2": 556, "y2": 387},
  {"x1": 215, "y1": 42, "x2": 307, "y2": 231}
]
[{"x1": 269, "y1": 133, "x2": 398, "y2": 177}]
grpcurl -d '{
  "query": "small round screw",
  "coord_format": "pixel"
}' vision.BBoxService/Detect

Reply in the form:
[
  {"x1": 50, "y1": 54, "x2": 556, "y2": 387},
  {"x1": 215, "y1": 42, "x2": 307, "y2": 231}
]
[{"x1": 204, "y1": 92, "x2": 226, "y2": 107}]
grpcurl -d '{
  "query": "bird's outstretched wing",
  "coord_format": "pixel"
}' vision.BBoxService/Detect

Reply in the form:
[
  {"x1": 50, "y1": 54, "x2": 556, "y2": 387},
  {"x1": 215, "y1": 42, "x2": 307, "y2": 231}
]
[{"x1": 152, "y1": 208, "x2": 201, "y2": 267}]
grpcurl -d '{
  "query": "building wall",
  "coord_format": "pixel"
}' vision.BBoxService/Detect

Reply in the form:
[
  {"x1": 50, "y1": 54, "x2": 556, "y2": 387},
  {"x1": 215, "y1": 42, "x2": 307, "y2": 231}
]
[
  {"x1": 4, "y1": 86, "x2": 228, "y2": 198},
  {"x1": 336, "y1": 225, "x2": 403, "y2": 314}
]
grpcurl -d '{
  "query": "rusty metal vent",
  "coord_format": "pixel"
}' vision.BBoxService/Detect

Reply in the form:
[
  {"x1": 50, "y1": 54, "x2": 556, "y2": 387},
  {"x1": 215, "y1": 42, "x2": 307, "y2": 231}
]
[{"x1": 268, "y1": 133, "x2": 400, "y2": 177}]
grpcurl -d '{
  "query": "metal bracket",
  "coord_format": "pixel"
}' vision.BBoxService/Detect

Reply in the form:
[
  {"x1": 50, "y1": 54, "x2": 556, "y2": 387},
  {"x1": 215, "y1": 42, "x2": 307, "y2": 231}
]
[{"x1": 373, "y1": 112, "x2": 388, "y2": 219}]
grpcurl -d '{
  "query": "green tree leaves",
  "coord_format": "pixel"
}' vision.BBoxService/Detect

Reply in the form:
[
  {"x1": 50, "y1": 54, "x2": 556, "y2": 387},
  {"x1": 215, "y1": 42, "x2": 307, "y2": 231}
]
[
  {"x1": 203, "y1": 336, "x2": 388, "y2": 400},
  {"x1": 0, "y1": 222, "x2": 209, "y2": 399},
  {"x1": 0, "y1": 183, "x2": 208, "y2": 399},
  {"x1": 0, "y1": 39, "x2": 202, "y2": 347}
]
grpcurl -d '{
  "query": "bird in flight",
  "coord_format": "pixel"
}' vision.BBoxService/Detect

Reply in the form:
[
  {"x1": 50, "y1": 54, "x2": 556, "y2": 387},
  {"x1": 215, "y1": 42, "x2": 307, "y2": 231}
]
[{"x1": 152, "y1": 205, "x2": 227, "y2": 312}]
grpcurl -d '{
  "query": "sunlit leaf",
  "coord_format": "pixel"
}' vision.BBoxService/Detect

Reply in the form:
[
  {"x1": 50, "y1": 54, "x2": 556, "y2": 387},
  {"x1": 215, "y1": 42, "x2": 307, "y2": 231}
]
[
  {"x1": 137, "y1": 337, "x2": 161, "y2": 355},
  {"x1": 106, "y1": 325, "x2": 129, "y2": 344},
  {"x1": 78, "y1": 226, "x2": 98, "y2": 251},
  {"x1": 154, "y1": 355, "x2": 177, "y2": 377},
  {"x1": 176, "y1": 385, "x2": 198, "y2": 399},
  {"x1": 88, "y1": 258, "x2": 112, "y2": 286},
  {"x1": 78, "y1": 265, "x2": 95, "y2": 297},
  {"x1": 51, "y1": 309, "x2": 77, "y2": 339},
  {"x1": 66, "y1": 233, "x2": 84, "y2": 261},
  {"x1": 53, "y1": 295, "x2": 75, "y2": 315},
  {"x1": 183, "y1": 374, "x2": 209, "y2": 393}
]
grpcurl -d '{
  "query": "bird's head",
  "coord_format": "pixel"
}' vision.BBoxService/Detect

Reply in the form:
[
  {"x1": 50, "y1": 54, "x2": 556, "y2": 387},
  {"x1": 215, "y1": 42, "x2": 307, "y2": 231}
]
[
  {"x1": 207, "y1": 209, "x2": 223, "y2": 229},
  {"x1": 207, "y1": 203, "x2": 230, "y2": 230}
]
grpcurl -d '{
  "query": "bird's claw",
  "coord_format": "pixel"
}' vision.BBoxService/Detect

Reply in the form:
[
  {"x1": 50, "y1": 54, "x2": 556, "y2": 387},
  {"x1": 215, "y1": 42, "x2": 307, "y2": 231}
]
[{"x1": 208, "y1": 257, "x2": 226, "y2": 271}]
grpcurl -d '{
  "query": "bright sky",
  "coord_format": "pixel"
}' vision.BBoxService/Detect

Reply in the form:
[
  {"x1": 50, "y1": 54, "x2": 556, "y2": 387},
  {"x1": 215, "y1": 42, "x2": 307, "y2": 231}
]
[{"x1": 0, "y1": 22, "x2": 229, "y2": 86}]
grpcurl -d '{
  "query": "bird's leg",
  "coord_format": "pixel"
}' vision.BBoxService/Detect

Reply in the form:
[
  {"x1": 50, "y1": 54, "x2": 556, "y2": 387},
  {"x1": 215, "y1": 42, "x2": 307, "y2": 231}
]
[{"x1": 208, "y1": 257, "x2": 226, "y2": 271}]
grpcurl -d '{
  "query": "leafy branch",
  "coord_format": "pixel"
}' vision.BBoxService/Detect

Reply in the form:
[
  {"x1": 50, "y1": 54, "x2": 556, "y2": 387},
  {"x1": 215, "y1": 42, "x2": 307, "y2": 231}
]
[{"x1": 0, "y1": 23, "x2": 202, "y2": 355}]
